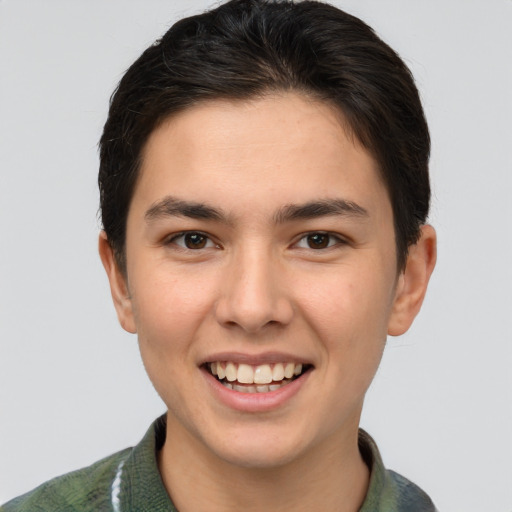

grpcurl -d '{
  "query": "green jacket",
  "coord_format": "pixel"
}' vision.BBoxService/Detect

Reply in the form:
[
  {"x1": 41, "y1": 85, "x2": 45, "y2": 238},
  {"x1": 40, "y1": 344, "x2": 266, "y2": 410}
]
[{"x1": 2, "y1": 416, "x2": 437, "y2": 511}]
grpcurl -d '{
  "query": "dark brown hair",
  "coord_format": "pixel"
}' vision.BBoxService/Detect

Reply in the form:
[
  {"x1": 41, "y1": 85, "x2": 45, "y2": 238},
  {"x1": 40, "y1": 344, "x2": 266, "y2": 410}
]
[{"x1": 99, "y1": 0, "x2": 430, "y2": 272}]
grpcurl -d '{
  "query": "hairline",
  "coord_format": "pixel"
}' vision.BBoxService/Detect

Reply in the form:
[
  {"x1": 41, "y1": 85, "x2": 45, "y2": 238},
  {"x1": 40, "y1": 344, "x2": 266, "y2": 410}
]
[{"x1": 112, "y1": 89, "x2": 406, "y2": 275}]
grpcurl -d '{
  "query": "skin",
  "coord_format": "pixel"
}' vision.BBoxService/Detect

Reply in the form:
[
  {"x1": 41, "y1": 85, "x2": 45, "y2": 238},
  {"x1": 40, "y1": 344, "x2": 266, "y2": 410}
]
[{"x1": 100, "y1": 93, "x2": 436, "y2": 512}]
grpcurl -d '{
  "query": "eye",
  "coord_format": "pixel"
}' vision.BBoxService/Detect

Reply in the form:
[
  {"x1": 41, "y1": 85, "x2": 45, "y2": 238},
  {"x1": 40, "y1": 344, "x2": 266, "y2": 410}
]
[
  {"x1": 295, "y1": 232, "x2": 344, "y2": 250},
  {"x1": 168, "y1": 231, "x2": 216, "y2": 250}
]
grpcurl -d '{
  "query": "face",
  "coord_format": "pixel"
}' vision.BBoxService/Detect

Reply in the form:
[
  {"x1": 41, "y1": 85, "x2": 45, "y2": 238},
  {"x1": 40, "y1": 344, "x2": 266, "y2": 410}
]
[{"x1": 101, "y1": 93, "x2": 433, "y2": 469}]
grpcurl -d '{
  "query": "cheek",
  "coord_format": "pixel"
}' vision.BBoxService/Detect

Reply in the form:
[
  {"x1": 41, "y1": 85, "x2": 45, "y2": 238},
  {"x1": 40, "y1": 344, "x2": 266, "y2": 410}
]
[
  {"x1": 130, "y1": 268, "x2": 217, "y2": 355},
  {"x1": 302, "y1": 267, "x2": 393, "y2": 335},
  {"x1": 297, "y1": 264, "x2": 394, "y2": 378},
  {"x1": 130, "y1": 270, "x2": 219, "y2": 412}
]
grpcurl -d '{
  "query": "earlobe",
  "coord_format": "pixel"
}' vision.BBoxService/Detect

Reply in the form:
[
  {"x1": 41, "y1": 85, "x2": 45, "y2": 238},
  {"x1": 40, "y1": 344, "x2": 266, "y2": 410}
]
[
  {"x1": 98, "y1": 232, "x2": 137, "y2": 334},
  {"x1": 387, "y1": 225, "x2": 437, "y2": 336}
]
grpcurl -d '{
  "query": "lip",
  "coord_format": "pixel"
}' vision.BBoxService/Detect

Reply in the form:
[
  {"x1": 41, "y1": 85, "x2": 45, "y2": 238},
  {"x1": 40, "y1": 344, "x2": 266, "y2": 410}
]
[
  {"x1": 200, "y1": 351, "x2": 313, "y2": 366},
  {"x1": 201, "y1": 363, "x2": 313, "y2": 413}
]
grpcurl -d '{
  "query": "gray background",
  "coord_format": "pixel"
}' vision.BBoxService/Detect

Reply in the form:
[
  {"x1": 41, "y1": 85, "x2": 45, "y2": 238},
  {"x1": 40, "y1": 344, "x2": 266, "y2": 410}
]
[{"x1": 1, "y1": 1, "x2": 511, "y2": 510}]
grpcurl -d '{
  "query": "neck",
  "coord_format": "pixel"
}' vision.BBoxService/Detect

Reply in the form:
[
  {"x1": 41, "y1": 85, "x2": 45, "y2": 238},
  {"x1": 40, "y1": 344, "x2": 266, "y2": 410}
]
[{"x1": 158, "y1": 414, "x2": 370, "y2": 512}]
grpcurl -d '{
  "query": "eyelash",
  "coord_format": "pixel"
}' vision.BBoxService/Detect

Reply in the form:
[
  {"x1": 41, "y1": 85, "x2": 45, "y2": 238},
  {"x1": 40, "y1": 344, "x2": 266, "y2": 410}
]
[
  {"x1": 294, "y1": 232, "x2": 347, "y2": 250},
  {"x1": 166, "y1": 231, "x2": 346, "y2": 251},
  {"x1": 166, "y1": 231, "x2": 218, "y2": 250}
]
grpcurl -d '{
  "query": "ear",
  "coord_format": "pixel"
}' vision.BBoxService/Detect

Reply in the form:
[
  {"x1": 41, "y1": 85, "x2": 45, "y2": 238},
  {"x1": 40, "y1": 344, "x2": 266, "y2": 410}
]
[
  {"x1": 387, "y1": 225, "x2": 437, "y2": 336},
  {"x1": 98, "y1": 231, "x2": 137, "y2": 334}
]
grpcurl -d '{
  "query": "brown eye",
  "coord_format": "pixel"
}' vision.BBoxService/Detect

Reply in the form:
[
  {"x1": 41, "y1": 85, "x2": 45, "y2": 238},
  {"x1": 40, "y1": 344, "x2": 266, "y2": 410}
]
[
  {"x1": 295, "y1": 232, "x2": 344, "y2": 250},
  {"x1": 307, "y1": 233, "x2": 330, "y2": 249},
  {"x1": 183, "y1": 232, "x2": 208, "y2": 249},
  {"x1": 169, "y1": 231, "x2": 215, "y2": 250}
]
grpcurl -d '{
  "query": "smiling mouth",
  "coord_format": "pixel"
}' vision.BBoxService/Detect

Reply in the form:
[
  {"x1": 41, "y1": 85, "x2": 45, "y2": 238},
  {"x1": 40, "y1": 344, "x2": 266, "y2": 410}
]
[{"x1": 206, "y1": 361, "x2": 311, "y2": 393}]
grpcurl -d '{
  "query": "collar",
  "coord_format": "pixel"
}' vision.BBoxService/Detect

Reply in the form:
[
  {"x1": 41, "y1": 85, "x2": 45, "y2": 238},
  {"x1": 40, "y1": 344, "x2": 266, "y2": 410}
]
[{"x1": 118, "y1": 415, "x2": 435, "y2": 512}]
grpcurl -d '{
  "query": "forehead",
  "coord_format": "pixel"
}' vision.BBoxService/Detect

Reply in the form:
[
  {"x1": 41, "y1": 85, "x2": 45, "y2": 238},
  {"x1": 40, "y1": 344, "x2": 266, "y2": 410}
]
[{"x1": 134, "y1": 93, "x2": 390, "y2": 221}]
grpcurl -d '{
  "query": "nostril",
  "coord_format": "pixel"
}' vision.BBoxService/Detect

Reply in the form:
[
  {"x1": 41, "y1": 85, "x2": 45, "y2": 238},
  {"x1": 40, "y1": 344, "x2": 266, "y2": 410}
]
[{"x1": 214, "y1": 277, "x2": 294, "y2": 333}]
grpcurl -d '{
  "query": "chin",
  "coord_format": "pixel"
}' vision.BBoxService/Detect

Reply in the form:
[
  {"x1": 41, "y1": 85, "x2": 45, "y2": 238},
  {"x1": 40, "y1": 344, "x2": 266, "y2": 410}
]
[
  {"x1": 220, "y1": 446, "x2": 301, "y2": 470},
  {"x1": 207, "y1": 428, "x2": 311, "y2": 470}
]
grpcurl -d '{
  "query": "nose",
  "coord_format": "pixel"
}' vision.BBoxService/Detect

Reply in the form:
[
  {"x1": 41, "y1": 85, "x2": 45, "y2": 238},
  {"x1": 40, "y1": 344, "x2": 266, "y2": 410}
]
[{"x1": 214, "y1": 246, "x2": 294, "y2": 334}]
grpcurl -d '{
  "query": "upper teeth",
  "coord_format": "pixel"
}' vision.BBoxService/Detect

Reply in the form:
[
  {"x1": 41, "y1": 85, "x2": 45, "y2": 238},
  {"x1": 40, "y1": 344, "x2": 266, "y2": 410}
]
[{"x1": 209, "y1": 362, "x2": 303, "y2": 384}]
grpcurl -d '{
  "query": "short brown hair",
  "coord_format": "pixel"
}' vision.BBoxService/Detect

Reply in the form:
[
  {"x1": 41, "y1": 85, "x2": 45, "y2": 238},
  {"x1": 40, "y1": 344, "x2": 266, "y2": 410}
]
[{"x1": 99, "y1": 0, "x2": 430, "y2": 272}]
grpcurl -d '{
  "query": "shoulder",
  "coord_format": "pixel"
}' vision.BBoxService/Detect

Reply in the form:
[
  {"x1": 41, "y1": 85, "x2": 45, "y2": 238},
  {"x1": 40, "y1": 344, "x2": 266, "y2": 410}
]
[
  {"x1": 1, "y1": 447, "x2": 132, "y2": 512},
  {"x1": 2, "y1": 415, "x2": 170, "y2": 512}
]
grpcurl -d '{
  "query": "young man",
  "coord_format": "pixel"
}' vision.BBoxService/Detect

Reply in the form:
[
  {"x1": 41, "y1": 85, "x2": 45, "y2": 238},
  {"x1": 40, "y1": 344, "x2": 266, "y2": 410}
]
[{"x1": 2, "y1": 1, "x2": 437, "y2": 510}]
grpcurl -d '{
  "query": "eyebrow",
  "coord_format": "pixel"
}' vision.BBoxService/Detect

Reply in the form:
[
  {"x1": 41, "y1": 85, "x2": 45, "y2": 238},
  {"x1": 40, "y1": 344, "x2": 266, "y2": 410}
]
[
  {"x1": 144, "y1": 196, "x2": 368, "y2": 225},
  {"x1": 145, "y1": 196, "x2": 226, "y2": 223},
  {"x1": 273, "y1": 199, "x2": 368, "y2": 224}
]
